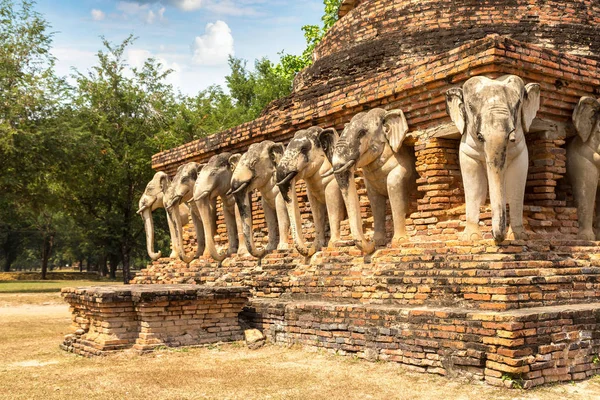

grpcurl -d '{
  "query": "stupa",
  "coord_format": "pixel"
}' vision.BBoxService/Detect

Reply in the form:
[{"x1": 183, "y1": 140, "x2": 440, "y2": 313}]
[{"x1": 65, "y1": 1, "x2": 600, "y2": 388}]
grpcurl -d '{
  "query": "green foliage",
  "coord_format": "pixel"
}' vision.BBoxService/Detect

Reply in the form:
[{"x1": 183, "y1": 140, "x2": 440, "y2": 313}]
[
  {"x1": 0, "y1": 0, "x2": 341, "y2": 279},
  {"x1": 276, "y1": 0, "x2": 342, "y2": 77}
]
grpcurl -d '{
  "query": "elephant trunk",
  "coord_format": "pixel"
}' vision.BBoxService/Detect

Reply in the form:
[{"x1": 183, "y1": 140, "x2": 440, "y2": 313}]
[
  {"x1": 196, "y1": 197, "x2": 227, "y2": 262},
  {"x1": 336, "y1": 169, "x2": 375, "y2": 254},
  {"x1": 141, "y1": 208, "x2": 162, "y2": 261},
  {"x1": 234, "y1": 191, "x2": 265, "y2": 258},
  {"x1": 284, "y1": 177, "x2": 315, "y2": 257},
  {"x1": 487, "y1": 163, "x2": 507, "y2": 243},
  {"x1": 169, "y1": 204, "x2": 195, "y2": 263}
]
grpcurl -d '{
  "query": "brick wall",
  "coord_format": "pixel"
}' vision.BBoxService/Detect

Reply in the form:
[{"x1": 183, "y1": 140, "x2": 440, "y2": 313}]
[
  {"x1": 151, "y1": 36, "x2": 600, "y2": 250},
  {"x1": 61, "y1": 285, "x2": 250, "y2": 356},
  {"x1": 242, "y1": 299, "x2": 600, "y2": 388},
  {"x1": 134, "y1": 240, "x2": 600, "y2": 311}
]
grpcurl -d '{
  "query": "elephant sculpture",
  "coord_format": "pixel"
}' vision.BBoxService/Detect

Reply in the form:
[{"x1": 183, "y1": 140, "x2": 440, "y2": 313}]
[
  {"x1": 276, "y1": 126, "x2": 345, "y2": 257},
  {"x1": 228, "y1": 140, "x2": 290, "y2": 258},
  {"x1": 138, "y1": 171, "x2": 191, "y2": 260},
  {"x1": 446, "y1": 75, "x2": 540, "y2": 242},
  {"x1": 567, "y1": 96, "x2": 600, "y2": 240},
  {"x1": 319, "y1": 108, "x2": 416, "y2": 254},
  {"x1": 193, "y1": 152, "x2": 247, "y2": 261},
  {"x1": 164, "y1": 162, "x2": 205, "y2": 263}
]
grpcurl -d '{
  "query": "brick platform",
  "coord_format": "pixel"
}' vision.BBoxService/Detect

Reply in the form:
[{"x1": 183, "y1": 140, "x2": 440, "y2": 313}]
[
  {"x1": 134, "y1": 240, "x2": 600, "y2": 311},
  {"x1": 241, "y1": 299, "x2": 600, "y2": 389},
  {"x1": 61, "y1": 285, "x2": 250, "y2": 356}
]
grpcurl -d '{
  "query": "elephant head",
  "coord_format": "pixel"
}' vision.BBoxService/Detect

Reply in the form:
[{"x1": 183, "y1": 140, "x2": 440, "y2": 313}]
[
  {"x1": 164, "y1": 162, "x2": 204, "y2": 263},
  {"x1": 568, "y1": 97, "x2": 600, "y2": 240},
  {"x1": 319, "y1": 108, "x2": 409, "y2": 253},
  {"x1": 138, "y1": 171, "x2": 169, "y2": 260},
  {"x1": 193, "y1": 152, "x2": 238, "y2": 261},
  {"x1": 229, "y1": 141, "x2": 285, "y2": 258},
  {"x1": 446, "y1": 75, "x2": 540, "y2": 242},
  {"x1": 572, "y1": 97, "x2": 600, "y2": 144},
  {"x1": 275, "y1": 126, "x2": 330, "y2": 256}
]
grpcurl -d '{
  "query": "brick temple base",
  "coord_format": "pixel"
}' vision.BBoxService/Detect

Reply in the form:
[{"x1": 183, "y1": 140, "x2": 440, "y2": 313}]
[
  {"x1": 242, "y1": 299, "x2": 600, "y2": 389},
  {"x1": 61, "y1": 285, "x2": 250, "y2": 356}
]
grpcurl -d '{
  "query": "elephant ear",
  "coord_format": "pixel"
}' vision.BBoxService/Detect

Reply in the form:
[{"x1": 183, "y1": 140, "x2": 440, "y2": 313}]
[
  {"x1": 383, "y1": 109, "x2": 409, "y2": 153},
  {"x1": 228, "y1": 154, "x2": 241, "y2": 171},
  {"x1": 268, "y1": 142, "x2": 285, "y2": 166},
  {"x1": 573, "y1": 97, "x2": 600, "y2": 143},
  {"x1": 445, "y1": 88, "x2": 466, "y2": 135},
  {"x1": 522, "y1": 83, "x2": 541, "y2": 133},
  {"x1": 158, "y1": 172, "x2": 169, "y2": 194},
  {"x1": 318, "y1": 127, "x2": 339, "y2": 164}
]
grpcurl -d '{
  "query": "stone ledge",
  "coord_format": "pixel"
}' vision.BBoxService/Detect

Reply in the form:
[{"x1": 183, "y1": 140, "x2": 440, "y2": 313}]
[
  {"x1": 61, "y1": 285, "x2": 251, "y2": 357},
  {"x1": 242, "y1": 299, "x2": 600, "y2": 389}
]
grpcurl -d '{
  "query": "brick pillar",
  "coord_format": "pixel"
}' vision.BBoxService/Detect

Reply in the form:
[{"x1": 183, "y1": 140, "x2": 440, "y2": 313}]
[
  {"x1": 526, "y1": 133, "x2": 567, "y2": 207},
  {"x1": 411, "y1": 138, "x2": 463, "y2": 238}
]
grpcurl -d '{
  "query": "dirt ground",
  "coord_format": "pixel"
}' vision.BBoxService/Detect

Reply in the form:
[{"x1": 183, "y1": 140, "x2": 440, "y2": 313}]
[{"x1": 1, "y1": 294, "x2": 600, "y2": 400}]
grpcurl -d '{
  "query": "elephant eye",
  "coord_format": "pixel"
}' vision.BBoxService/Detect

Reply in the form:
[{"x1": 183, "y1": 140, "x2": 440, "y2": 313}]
[
  {"x1": 300, "y1": 144, "x2": 311, "y2": 154},
  {"x1": 357, "y1": 129, "x2": 367, "y2": 139}
]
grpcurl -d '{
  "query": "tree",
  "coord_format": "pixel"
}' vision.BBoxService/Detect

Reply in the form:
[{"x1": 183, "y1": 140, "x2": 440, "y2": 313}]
[
  {"x1": 0, "y1": 0, "x2": 71, "y2": 278},
  {"x1": 68, "y1": 36, "x2": 178, "y2": 283},
  {"x1": 276, "y1": 0, "x2": 342, "y2": 77}
]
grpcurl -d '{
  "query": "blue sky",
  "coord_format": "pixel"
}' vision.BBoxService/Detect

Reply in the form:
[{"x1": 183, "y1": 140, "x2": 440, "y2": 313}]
[{"x1": 36, "y1": 0, "x2": 324, "y2": 95}]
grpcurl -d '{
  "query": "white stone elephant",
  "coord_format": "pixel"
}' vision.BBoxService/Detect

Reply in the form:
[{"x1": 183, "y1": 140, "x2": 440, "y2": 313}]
[
  {"x1": 138, "y1": 171, "x2": 192, "y2": 261},
  {"x1": 446, "y1": 75, "x2": 540, "y2": 242},
  {"x1": 567, "y1": 96, "x2": 600, "y2": 240},
  {"x1": 319, "y1": 108, "x2": 416, "y2": 254},
  {"x1": 275, "y1": 126, "x2": 346, "y2": 257},
  {"x1": 193, "y1": 152, "x2": 247, "y2": 261},
  {"x1": 164, "y1": 162, "x2": 205, "y2": 263},
  {"x1": 228, "y1": 141, "x2": 290, "y2": 258}
]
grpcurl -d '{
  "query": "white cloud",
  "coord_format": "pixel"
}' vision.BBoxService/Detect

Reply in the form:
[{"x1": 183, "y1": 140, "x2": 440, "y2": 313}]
[
  {"x1": 117, "y1": 1, "x2": 166, "y2": 24},
  {"x1": 192, "y1": 20, "x2": 234, "y2": 66},
  {"x1": 126, "y1": 48, "x2": 183, "y2": 88},
  {"x1": 146, "y1": 9, "x2": 156, "y2": 23},
  {"x1": 91, "y1": 9, "x2": 105, "y2": 21},
  {"x1": 172, "y1": 0, "x2": 203, "y2": 11},
  {"x1": 124, "y1": 0, "x2": 260, "y2": 15},
  {"x1": 204, "y1": 0, "x2": 260, "y2": 16}
]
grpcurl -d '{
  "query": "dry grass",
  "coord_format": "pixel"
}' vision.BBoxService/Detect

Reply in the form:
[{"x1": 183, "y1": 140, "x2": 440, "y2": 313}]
[{"x1": 1, "y1": 295, "x2": 599, "y2": 400}]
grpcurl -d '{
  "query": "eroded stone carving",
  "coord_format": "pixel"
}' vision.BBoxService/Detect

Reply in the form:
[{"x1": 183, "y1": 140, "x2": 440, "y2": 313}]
[
  {"x1": 193, "y1": 152, "x2": 248, "y2": 261},
  {"x1": 138, "y1": 172, "x2": 193, "y2": 260},
  {"x1": 320, "y1": 108, "x2": 416, "y2": 254},
  {"x1": 228, "y1": 141, "x2": 290, "y2": 258},
  {"x1": 276, "y1": 126, "x2": 346, "y2": 257},
  {"x1": 567, "y1": 97, "x2": 600, "y2": 240},
  {"x1": 446, "y1": 75, "x2": 540, "y2": 242},
  {"x1": 164, "y1": 162, "x2": 205, "y2": 263}
]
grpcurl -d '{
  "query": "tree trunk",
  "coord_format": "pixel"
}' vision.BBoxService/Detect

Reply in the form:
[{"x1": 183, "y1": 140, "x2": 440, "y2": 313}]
[
  {"x1": 108, "y1": 254, "x2": 119, "y2": 280},
  {"x1": 121, "y1": 244, "x2": 131, "y2": 284},
  {"x1": 99, "y1": 255, "x2": 108, "y2": 277},
  {"x1": 2, "y1": 230, "x2": 20, "y2": 272},
  {"x1": 41, "y1": 233, "x2": 54, "y2": 280}
]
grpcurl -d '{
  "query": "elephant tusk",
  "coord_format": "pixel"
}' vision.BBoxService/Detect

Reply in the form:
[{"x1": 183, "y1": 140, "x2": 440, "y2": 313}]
[
  {"x1": 276, "y1": 171, "x2": 297, "y2": 187},
  {"x1": 333, "y1": 160, "x2": 356, "y2": 174},
  {"x1": 197, "y1": 191, "x2": 210, "y2": 200},
  {"x1": 166, "y1": 195, "x2": 182, "y2": 210},
  {"x1": 136, "y1": 206, "x2": 147, "y2": 215},
  {"x1": 321, "y1": 169, "x2": 334, "y2": 178},
  {"x1": 229, "y1": 182, "x2": 249, "y2": 195}
]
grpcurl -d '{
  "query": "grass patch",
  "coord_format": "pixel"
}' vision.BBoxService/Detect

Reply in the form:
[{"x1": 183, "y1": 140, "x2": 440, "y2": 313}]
[
  {"x1": 0, "y1": 271, "x2": 118, "y2": 282},
  {"x1": 0, "y1": 280, "x2": 121, "y2": 294}
]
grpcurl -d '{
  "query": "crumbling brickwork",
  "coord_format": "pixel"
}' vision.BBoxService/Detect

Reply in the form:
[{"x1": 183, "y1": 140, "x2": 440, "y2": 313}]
[{"x1": 61, "y1": 285, "x2": 250, "y2": 356}]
